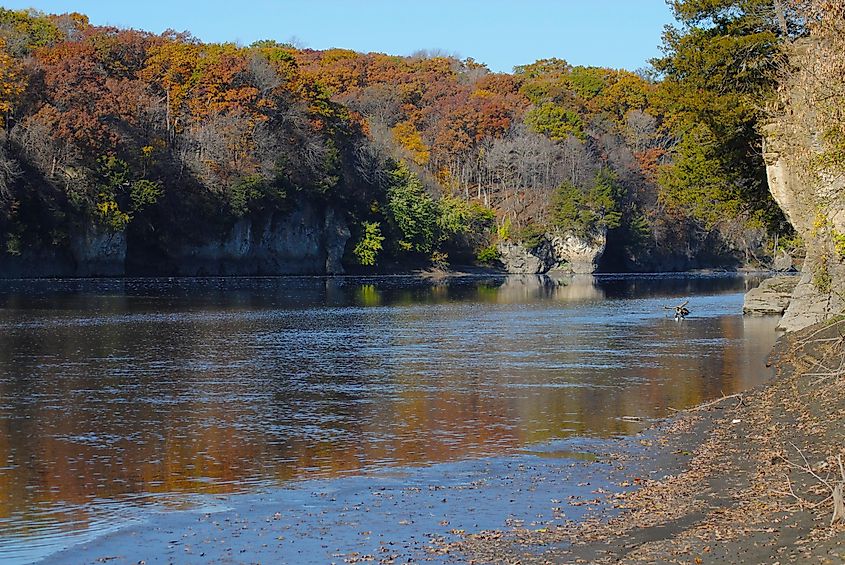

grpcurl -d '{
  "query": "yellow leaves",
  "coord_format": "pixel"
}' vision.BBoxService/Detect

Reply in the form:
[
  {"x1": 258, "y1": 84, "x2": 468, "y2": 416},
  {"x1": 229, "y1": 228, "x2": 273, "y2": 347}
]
[
  {"x1": 470, "y1": 88, "x2": 494, "y2": 99},
  {"x1": 320, "y1": 48, "x2": 359, "y2": 64},
  {"x1": 0, "y1": 39, "x2": 26, "y2": 127},
  {"x1": 391, "y1": 121, "x2": 430, "y2": 166},
  {"x1": 143, "y1": 40, "x2": 276, "y2": 132},
  {"x1": 95, "y1": 199, "x2": 130, "y2": 232},
  {"x1": 141, "y1": 40, "x2": 201, "y2": 122}
]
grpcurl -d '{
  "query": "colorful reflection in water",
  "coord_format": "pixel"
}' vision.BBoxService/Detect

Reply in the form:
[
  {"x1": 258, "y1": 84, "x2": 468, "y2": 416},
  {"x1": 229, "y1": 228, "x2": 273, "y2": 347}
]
[{"x1": 0, "y1": 274, "x2": 778, "y2": 562}]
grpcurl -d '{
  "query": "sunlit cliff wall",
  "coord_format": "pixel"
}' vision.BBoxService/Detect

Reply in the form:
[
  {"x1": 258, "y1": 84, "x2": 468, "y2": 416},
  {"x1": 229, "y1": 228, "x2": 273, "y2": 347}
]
[{"x1": 764, "y1": 31, "x2": 845, "y2": 331}]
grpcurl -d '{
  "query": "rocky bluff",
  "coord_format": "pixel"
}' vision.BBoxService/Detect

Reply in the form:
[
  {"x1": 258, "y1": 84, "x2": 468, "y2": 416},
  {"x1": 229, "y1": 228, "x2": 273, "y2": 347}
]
[
  {"x1": 763, "y1": 38, "x2": 845, "y2": 332},
  {"x1": 0, "y1": 200, "x2": 350, "y2": 278},
  {"x1": 496, "y1": 230, "x2": 607, "y2": 274}
]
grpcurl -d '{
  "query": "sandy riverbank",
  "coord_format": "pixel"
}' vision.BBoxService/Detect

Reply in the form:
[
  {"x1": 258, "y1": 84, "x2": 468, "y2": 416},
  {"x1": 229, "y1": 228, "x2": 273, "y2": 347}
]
[
  {"x1": 448, "y1": 319, "x2": 845, "y2": 563},
  {"x1": 43, "y1": 435, "x2": 676, "y2": 565}
]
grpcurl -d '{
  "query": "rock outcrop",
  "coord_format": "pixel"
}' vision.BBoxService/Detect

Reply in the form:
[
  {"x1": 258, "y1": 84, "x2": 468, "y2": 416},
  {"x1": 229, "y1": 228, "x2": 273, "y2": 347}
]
[
  {"x1": 0, "y1": 225, "x2": 127, "y2": 278},
  {"x1": 772, "y1": 250, "x2": 796, "y2": 273},
  {"x1": 163, "y1": 202, "x2": 350, "y2": 276},
  {"x1": 496, "y1": 240, "x2": 548, "y2": 274},
  {"x1": 549, "y1": 231, "x2": 607, "y2": 274},
  {"x1": 69, "y1": 227, "x2": 126, "y2": 276},
  {"x1": 0, "y1": 201, "x2": 350, "y2": 278},
  {"x1": 743, "y1": 276, "x2": 799, "y2": 316},
  {"x1": 763, "y1": 127, "x2": 842, "y2": 332},
  {"x1": 496, "y1": 230, "x2": 606, "y2": 275},
  {"x1": 763, "y1": 38, "x2": 845, "y2": 332}
]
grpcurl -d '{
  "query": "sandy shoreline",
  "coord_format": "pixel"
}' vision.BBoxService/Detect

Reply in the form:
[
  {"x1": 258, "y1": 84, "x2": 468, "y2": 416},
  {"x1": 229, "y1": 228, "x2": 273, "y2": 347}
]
[
  {"x1": 43, "y1": 436, "x2": 665, "y2": 564},
  {"x1": 449, "y1": 319, "x2": 845, "y2": 563}
]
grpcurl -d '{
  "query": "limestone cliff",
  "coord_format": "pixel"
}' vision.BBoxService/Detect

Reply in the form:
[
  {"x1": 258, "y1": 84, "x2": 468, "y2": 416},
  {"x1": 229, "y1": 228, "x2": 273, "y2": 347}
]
[
  {"x1": 0, "y1": 225, "x2": 126, "y2": 278},
  {"x1": 763, "y1": 39, "x2": 845, "y2": 332},
  {"x1": 164, "y1": 202, "x2": 350, "y2": 276},
  {"x1": 139, "y1": 201, "x2": 350, "y2": 276},
  {"x1": 0, "y1": 200, "x2": 350, "y2": 278},
  {"x1": 70, "y1": 227, "x2": 126, "y2": 277},
  {"x1": 496, "y1": 229, "x2": 606, "y2": 274},
  {"x1": 548, "y1": 231, "x2": 607, "y2": 274}
]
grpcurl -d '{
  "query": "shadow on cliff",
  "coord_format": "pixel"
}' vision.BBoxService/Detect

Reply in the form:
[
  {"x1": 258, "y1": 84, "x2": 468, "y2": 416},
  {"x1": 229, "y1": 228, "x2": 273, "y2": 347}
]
[{"x1": 597, "y1": 225, "x2": 743, "y2": 273}]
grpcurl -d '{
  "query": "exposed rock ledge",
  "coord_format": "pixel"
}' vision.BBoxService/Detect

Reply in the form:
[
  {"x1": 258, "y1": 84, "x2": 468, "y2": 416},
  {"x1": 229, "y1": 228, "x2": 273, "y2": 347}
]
[
  {"x1": 159, "y1": 202, "x2": 350, "y2": 276},
  {"x1": 743, "y1": 275, "x2": 799, "y2": 317},
  {"x1": 761, "y1": 38, "x2": 845, "y2": 332},
  {"x1": 0, "y1": 201, "x2": 350, "y2": 278},
  {"x1": 0, "y1": 226, "x2": 126, "y2": 278},
  {"x1": 496, "y1": 229, "x2": 606, "y2": 274}
]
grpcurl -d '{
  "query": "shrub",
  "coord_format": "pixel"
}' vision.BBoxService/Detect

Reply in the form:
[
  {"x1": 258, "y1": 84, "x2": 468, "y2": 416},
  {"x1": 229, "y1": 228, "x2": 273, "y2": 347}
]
[
  {"x1": 476, "y1": 244, "x2": 500, "y2": 265},
  {"x1": 514, "y1": 222, "x2": 546, "y2": 249},
  {"x1": 96, "y1": 199, "x2": 130, "y2": 232},
  {"x1": 130, "y1": 179, "x2": 163, "y2": 212},
  {"x1": 353, "y1": 221, "x2": 384, "y2": 266},
  {"x1": 385, "y1": 162, "x2": 438, "y2": 254},
  {"x1": 551, "y1": 168, "x2": 622, "y2": 238}
]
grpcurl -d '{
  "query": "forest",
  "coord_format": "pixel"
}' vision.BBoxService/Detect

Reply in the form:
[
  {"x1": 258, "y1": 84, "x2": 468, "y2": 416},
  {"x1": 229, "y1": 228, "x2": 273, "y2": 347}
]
[{"x1": 0, "y1": 1, "x2": 811, "y2": 275}]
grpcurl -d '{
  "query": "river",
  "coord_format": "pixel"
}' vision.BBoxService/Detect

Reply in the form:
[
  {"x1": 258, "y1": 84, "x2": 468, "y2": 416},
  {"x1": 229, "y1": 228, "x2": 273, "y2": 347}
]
[{"x1": 0, "y1": 274, "x2": 779, "y2": 563}]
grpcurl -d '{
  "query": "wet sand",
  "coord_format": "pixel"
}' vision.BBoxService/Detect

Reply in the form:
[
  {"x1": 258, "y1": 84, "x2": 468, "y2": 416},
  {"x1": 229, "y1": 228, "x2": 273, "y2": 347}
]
[
  {"x1": 46, "y1": 416, "x2": 719, "y2": 564},
  {"x1": 46, "y1": 437, "x2": 644, "y2": 564}
]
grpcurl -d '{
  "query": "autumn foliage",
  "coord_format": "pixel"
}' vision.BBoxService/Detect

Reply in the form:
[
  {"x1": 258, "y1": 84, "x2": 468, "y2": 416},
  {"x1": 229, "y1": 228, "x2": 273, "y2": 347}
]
[{"x1": 0, "y1": 6, "x2": 792, "y2": 272}]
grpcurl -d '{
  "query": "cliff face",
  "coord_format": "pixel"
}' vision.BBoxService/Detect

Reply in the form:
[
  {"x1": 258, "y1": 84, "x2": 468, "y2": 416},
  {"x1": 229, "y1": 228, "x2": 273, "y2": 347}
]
[
  {"x1": 162, "y1": 202, "x2": 350, "y2": 276},
  {"x1": 0, "y1": 226, "x2": 126, "y2": 278},
  {"x1": 0, "y1": 201, "x2": 350, "y2": 278},
  {"x1": 548, "y1": 232, "x2": 607, "y2": 274},
  {"x1": 496, "y1": 229, "x2": 606, "y2": 274},
  {"x1": 764, "y1": 135, "x2": 845, "y2": 331},
  {"x1": 70, "y1": 228, "x2": 127, "y2": 277},
  {"x1": 763, "y1": 39, "x2": 845, "y2": 332}
]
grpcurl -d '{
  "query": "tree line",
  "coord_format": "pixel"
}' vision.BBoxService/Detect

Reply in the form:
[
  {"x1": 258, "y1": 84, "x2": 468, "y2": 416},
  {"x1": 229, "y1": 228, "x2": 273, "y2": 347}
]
[{"x1": 0, "y1": 2, "x2": 819, "y2": 272}]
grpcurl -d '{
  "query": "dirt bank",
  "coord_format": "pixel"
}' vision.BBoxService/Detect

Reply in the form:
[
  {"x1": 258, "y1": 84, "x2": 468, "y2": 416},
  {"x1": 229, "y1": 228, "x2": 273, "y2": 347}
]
[{"x1": 449, "y1": 319, "x2": 845, "y2": 564}]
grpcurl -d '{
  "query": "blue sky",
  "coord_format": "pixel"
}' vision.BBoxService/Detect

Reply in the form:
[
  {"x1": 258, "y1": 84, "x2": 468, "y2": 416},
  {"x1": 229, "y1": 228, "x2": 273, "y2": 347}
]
[{"x1": 1, "y1": 1, "x2": 677, "y2": 73}]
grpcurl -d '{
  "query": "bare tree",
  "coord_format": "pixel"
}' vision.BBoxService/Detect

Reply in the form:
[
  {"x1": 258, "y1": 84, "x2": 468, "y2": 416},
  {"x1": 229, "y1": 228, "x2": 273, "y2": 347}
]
[
  {"x1": 12, "y1": 113, "x2": 79, "y2": 179},
  {"x1": 340, "y1": 85, "x2": 404, "y2": 128},
  {"x1": 624, "y1": 110, "x2": 658, "y2": 153},
  {"x1": 248, "y1": 54, "x2": 284, "y2": 96},
  {"x1": 476, "y1": 126, "x2": 598, "y2": 225},
  {"x1": 0, "y1": 136, "x2": 20, "y2": 200}
]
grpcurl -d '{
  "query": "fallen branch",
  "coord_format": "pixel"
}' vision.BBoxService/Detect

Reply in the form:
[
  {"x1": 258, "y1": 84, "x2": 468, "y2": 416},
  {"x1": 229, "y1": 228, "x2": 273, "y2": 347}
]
[
  {"x1": 663, "y1": 300, "x2": 690, "y2": 320},
  {"x1": 804, "y1": 350, "x2": 845, "y2": 383},
  {"x1": 778, "y1": 443, "x2": 845, "y2": 527},
  {"x1": 793, "y1": 318, "x2": 845, "y2": 350},
  {"x1": 785, "y1": 442, "x2": 833, "y2": 491},
  {"x1": 669, "y1": 393, "x2": 743, "y2": 413}
]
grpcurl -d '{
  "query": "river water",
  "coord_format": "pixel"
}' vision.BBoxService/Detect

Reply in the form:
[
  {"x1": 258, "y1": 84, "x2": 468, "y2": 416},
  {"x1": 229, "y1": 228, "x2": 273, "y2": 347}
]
[{"x1": 0, "y1": 274, "x2": 779, "y2": 563}]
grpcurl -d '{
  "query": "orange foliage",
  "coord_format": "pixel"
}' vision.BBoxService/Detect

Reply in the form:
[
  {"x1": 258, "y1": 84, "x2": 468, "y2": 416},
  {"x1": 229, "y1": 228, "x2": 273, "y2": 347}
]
[
  {"x1": 0, "y1": 39, "x2": 25, "y2": 127},
  {"x1": 635, "y1": 147, "x2": 668, "y2": 184}
]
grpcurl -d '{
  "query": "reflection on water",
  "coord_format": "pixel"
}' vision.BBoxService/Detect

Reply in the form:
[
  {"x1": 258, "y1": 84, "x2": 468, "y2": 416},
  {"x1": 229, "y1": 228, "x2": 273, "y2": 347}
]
[{"x1": 0, "y1": 274, "x2": 777, "y2": 561}]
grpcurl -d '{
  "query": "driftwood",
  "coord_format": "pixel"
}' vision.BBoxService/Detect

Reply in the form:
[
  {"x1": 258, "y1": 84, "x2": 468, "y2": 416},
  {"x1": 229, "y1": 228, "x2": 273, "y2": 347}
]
[
  {"x1": 833, "y1": 455, "x2": 845, "y2": 526},
  {"x1": 833, "y1": 483, "x2": 845, "y2": 525},
  {"x1": 668, "y1": 392, "x2": 743, "y2": 413},
  {"x1": 664, "y1": 300, "x2": 690, "y2": 320},
  {"x1": 776, "y1": 445, "x2": 845, "y2": 527}
]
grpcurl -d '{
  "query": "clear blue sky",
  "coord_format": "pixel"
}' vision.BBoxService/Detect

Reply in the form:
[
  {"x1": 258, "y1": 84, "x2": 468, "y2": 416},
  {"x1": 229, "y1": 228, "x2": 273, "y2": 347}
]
[{"x1": 1, "y1": 1, "x2": 676, "y2": 73}]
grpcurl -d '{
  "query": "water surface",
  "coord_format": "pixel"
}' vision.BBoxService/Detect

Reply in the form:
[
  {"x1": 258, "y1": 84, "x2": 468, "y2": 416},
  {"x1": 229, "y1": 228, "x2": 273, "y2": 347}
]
[{"x1": 0, "y1": 274, "x2": 778, "y2": 562}]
